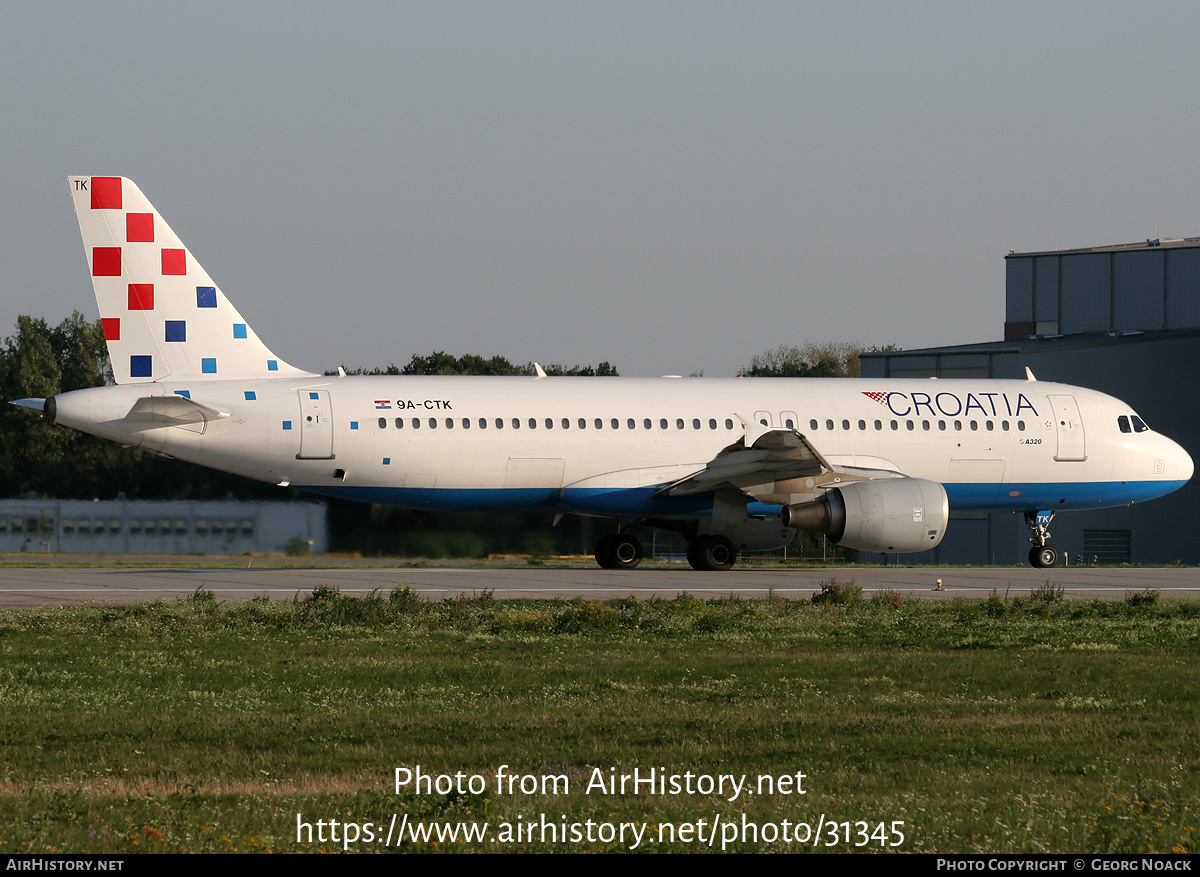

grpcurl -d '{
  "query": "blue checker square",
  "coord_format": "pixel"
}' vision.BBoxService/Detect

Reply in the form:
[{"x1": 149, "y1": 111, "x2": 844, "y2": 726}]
[
  {"x1": 233, "y1": 323, "x2": 247, "y2": 339},
  {"x1": 383, "y1": 457, "x2": 391, "y2": 465},
  {"x1": 282, "y1": 421, "x2": 292, "y2": 430},
  {"x1": 174, "y1": 390, "x2": 191, "y2": 399},
  {"x1": 201, "y1": 357, "x2": 217, "y2": 374},
  {"x1": 196, "y1": 287, "x2": 217, "y2": 308},
  {"x1": 351, "y1": 421, "x2": 359, "y2": 430},
  {"x1": 164, "y1": 320, "x2": 186, "y2": 342},
  {"x1": 244, "y1": 391, "x2": 256, "y2": 400},
  {"x1": 130, "y1": 355, "x2": 152, "y2": 378},
  {"x1": 267, "y1": 360, "x2": 278, "y2": 371},
  {"x1": 309, "y1": 392, "x2": 319, "y2": 399}
]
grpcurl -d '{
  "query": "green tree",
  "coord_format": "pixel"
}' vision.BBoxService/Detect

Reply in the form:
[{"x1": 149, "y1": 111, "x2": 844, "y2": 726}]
[
  {"x1": 329, "y1": 352, "x2": 618, "y2": 377},
  {"x1": 742, "y1": 342, "x2": 898, "y2": 378}
]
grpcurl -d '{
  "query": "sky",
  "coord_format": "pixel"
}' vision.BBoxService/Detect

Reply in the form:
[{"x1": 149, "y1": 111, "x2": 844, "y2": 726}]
[{"x1": 5, "y1": 1, "x2": 1200, "y2": 378}]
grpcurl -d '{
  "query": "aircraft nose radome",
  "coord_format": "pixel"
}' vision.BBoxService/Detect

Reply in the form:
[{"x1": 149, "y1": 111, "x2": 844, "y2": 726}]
[{"x1": 1178, "y1": 442, "x2": 1195, "y2": 484}]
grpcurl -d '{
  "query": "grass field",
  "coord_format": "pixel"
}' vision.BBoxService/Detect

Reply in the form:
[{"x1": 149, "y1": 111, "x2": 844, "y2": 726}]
[{"x1": 0, "y1": 582, "x2": 1197, "y2": 853}]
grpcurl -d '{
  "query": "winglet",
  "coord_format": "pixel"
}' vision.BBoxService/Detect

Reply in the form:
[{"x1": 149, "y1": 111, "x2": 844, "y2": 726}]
[
  {"x1": 533, "y1": 362, "x2": 547, "y2": 378},
  {"x1": 1025, "y1": 367, "x2": 1037, "y2": 381}
]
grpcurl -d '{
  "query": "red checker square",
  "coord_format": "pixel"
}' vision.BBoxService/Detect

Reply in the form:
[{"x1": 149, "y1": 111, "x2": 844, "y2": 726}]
[
  {"x1": 126, "y1": 213, "x2": 154, "y2": 242},
  {"x1": 161, "y1": 248, "x2": 186, "y2": 275},
  {"x1": 91, "y1": 177, "x2": 122, "y2": 210},
  {"x1": 102, "y1": 318, "x2": 121, "y2": 341},
  {"x1": 128, "y1": 284, "x2": 155, "y2": 310},
  {"x1": 92, "y1": 247, "x2": 122, "y2": 276}
]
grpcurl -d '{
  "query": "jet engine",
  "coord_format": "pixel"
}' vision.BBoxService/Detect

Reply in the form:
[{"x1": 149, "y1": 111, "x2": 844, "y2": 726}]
[{"x1": 780, "y1": 477, "x2": 949, "y2": 553}]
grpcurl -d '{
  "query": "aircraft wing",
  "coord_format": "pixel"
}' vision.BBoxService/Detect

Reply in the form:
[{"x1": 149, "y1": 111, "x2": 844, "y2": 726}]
[{"x1": 658, "y1": 423, "x2": 836, "y2": 499}]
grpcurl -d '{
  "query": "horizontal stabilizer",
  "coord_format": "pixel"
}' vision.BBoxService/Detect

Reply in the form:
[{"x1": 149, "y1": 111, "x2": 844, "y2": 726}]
[
  {"x1": 10, "y1": 398, "x2": 46, "y2": 411},
  {"x1": 123, "y1": 394, "x2": 229, "y2": 426}
]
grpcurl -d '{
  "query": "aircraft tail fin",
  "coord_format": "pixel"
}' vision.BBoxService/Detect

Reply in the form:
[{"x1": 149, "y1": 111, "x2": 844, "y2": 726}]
[{"x1": 68, "y1": 176, "x2": 310, "y2": 384}]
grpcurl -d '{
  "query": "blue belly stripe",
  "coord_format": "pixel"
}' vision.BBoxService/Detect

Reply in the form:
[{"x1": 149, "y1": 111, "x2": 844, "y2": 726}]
[{"x1": 294, "y1": 480, "x2": 1188, "y2": 515}]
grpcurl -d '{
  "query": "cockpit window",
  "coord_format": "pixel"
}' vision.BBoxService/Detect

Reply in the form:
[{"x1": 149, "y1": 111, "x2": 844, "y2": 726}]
[
  {"x1": 1132, "y1": 415, "x2": 1149, "y2": 433},
  {"x1": 1118, "y1": 416, "x2": 1131, "y2": 434}
]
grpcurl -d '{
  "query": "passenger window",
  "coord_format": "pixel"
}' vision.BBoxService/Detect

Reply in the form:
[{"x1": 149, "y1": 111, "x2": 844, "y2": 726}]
[
  {"x1": 874, "y1": 420, "x2": 882, "y2": 430},
  {"x1": 563, "y1": 418, "x2": 570, "y2": 429},
  {"x1": 759, "y1": 418, "x2": 767, "y2": 426},
  {"x1": 970, "y1": 421, "x2": 978, "y2": 431},
  {"x1": 529, "y1": 418, "x2": 537, "y2": 429},
  {"x1": 826, "y1": 419, "x2": 834, "y2": 430},
  {"x1": 495, "y1": 418, "x2": 503, "y2": 429},
  {"x1": 785, "y1": 419, "x2": 794, "y2": 429},
  {"x1": 810, "y1": 419, "x2": 818, "y2": 430},
  {"x1": 512, "y1": 418, "x2": 520, "y2": 429},
  {"x1": 1118, "y1": 416, "x2": 1131, "y2": 434},
  {"x1": 545, "y1": 418, "x2": 553, "y2": 429},
  {"x1": 645, "y1": 419, "x2": 653, "y2": 429},
  {"x1": 906, "y1": 420, "x2": 914, "y2": 431},
  {"x1": 922, "y1": 420, "x2": 930, "y2": 430},
  {"x1": 429, "y1": 418, "x2": 437, "y2": 428},
  {"x1": 692, "y1": 418, "x2": 701, "y2": 429},
  {"x1": 842, "y1": 420, "x2": 850, "y2": 430},
  {"x1": 595, "y1": 418, "x2": 603, "y2": 429},
  {"x1": 858, "y1": 420, "x2": 866, "y2": 430},
  {"x1": 446, "y1": 418, "x2": 454, "y2": 428},
  {"x1": 412, "y1": 418, "x2": 420, "y2": 429},
  {"x1": 1018, "y1": 421, "x2": 1025, "y2": 432},
  {"x1": 954, "y1": 421, "x2": 962, "y2": 431},
  {"x1": 938, "y1": 420, "x2": 946, "y2": 431},
  {"x1": 378, "y1": 418, "x2": 386, "y2": 429},
  {"x1": 613, "y1": 419, "x2": 620, "y2": 429},
  {"x1": 986, "y1": 421, "x2": 994, "y2": 431},
  {"x1": 579, "y1": 418, "x2": 587, "y2": 429},
  {"x1": 628, "y1": 419, "x2": 636, "y2": 429},
  {"x1": 480, "y1": 418, "x2": 488, "y2": 429},
  {"x1": 660, "y1": 419, "x2": 668, "y2": 429},
  {"x1": 396, "y1": 418, "x2": 404, "y2": 428},
  {"x1": 890, "y1": 420, "x2": 898, "y2": 431},
  {"x1": 725, "y1": 419, "x2": 733, "y2": 430},
  {"x1": 1002, "y1": 421, "x2": 1010, "y2": 431},
  {"x1": 709, "y1": 418, "x2": 717, "y2": 429}
]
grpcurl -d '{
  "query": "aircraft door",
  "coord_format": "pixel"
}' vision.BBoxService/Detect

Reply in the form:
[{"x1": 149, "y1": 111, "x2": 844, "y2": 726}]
[
  {"x1": 297, "y1": 390, "x2": 335, "y2": 460},
  {"x1": 1048, "y1": 394, "x2": 1087, "y2": 462}
]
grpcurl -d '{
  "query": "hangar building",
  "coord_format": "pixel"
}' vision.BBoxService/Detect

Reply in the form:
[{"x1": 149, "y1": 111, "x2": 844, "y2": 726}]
[{"x1": 861, "y1": 236, "x2": 1200, "y2": 565}]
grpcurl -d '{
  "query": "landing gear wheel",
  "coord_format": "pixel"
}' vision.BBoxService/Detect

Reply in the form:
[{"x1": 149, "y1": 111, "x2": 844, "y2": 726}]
[
  {"x1": 1029, "y1": 545, "x2": 1058, "y2": 568},
  {"x1": 686, "y1": 535, "x2": 738, "y2": 571},
  {"x1": 595, "y1": 534, "x2": 617, "y2": 569},
  {"x1": 609, "y1": 534, "x2": 643, "y2": 570}
]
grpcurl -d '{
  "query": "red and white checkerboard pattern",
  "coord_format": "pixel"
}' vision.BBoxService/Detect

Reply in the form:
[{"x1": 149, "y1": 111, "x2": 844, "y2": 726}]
[{"x1": 69, "y1": 176, "x2": 302, "y2": 384}]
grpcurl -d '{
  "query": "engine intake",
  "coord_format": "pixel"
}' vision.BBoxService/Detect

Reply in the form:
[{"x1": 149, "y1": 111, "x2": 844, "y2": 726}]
[{"x1": 781, "y1": 477, "x2": 949, "y2": 553}]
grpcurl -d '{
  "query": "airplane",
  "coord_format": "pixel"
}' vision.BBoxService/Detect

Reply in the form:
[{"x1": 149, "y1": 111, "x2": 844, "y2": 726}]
[{"x1": 11, "y1": 176, "x2": 1194, "y2": 570}]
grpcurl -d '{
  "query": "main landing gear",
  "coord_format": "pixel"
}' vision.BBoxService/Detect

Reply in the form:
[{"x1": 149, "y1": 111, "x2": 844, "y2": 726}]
[
  {"x1": 1026, "y1": 510, "x2": 1058, "y2": 568},
  {"x1": 686, "y1": 535, "x2": 737, "y2": 572},
  {"x1": 595, "y1": 533, "x2": 643, "y2": 569}
]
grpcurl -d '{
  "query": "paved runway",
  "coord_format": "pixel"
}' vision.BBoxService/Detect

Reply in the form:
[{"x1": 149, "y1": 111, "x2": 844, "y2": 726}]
[{"x1": 0, "y1": 563, "x2": 1195, "y2": 606}]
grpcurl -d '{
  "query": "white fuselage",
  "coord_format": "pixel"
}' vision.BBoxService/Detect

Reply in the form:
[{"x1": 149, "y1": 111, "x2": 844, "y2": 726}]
[{"x1": 49, "y1": 375, "x2": 1193, "y2": 520}]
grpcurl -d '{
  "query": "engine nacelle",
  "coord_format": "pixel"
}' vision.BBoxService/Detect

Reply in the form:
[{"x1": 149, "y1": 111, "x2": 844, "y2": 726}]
[{"x1": 780, "y1": 477, "x2": 949, "y2": 553}]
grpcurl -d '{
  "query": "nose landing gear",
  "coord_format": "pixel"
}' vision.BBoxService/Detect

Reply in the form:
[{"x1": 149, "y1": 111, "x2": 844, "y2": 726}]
[{"x1": 1026, "y1": 510, "x2": 1058, "y2": 568}]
